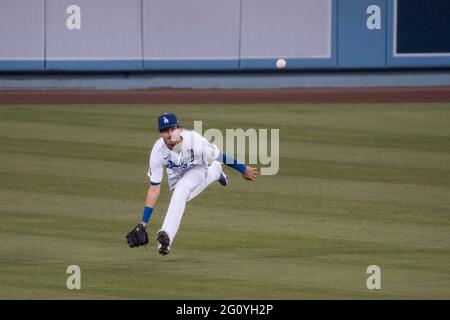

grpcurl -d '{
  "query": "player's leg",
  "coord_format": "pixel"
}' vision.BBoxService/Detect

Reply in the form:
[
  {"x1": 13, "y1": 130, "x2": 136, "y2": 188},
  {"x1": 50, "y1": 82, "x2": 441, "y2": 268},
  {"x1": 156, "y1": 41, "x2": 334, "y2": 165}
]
[
  {"x1": 187, "y1": 160, "x2": 223, "y2": 202},
  {"x1": 158, "y1": 167, "x2": 207, "y2": 254}
]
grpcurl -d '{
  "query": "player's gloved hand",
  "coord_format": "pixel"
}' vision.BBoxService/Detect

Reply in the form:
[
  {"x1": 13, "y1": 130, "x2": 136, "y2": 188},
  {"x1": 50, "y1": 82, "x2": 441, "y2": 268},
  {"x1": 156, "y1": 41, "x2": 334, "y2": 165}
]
[
  {"x1": 243, "y1": 166, "x2": 257, "y2": 181},
  {"x1": 126, "y1": 223, "x2": 149, "y2": 248}
]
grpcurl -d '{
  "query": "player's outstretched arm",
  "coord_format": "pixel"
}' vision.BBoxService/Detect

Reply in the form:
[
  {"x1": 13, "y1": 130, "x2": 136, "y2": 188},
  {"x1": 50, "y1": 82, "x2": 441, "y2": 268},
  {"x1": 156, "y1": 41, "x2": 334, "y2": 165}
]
[
  {"x1": 219, "y1": 152, "x2": 257, "y2": 182},
  {"x1": 141, "y1": 184, "x2": 161, "y2": 227},
  {"x1": 125, "y1": 184, "x2": 161, "y2": 248}
]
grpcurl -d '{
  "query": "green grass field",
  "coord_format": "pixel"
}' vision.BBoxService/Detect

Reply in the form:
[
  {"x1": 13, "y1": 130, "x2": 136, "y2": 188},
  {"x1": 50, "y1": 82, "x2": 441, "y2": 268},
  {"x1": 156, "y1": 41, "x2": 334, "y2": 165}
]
[{"x1": 0, "y1": 103, "x2": 449, "y2": 299}]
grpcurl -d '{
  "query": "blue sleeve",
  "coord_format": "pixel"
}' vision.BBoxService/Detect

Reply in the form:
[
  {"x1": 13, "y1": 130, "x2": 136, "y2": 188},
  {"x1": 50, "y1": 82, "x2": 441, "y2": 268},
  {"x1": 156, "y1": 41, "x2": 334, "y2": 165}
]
[
  {"x1": 219, "y1": 152, "x2": 247, "y2": 174},
  {"x1": 141, "y1": 206, "x2": 154, "y2": 223}
]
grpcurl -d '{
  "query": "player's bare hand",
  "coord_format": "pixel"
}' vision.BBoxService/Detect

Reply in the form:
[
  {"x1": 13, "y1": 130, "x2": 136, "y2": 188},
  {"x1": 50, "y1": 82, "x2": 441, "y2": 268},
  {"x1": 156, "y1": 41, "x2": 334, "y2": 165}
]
[{"x1": 243, "y1": 166, "x2": 257, "y2": 181}]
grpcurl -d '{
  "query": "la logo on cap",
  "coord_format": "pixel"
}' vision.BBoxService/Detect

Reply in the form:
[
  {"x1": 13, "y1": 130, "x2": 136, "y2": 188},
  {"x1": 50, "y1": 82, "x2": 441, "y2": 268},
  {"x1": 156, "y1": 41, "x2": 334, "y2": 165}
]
[{"x1": 163, "y1": 117, "x2": 169, "y2": 124}]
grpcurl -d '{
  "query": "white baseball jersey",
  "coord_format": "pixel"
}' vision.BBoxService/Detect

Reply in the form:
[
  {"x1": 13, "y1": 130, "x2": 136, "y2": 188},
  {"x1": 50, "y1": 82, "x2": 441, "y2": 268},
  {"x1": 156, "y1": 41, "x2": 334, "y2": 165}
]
[{"x1": 147, "y1": 130, "x2": 220, "y2": 190}]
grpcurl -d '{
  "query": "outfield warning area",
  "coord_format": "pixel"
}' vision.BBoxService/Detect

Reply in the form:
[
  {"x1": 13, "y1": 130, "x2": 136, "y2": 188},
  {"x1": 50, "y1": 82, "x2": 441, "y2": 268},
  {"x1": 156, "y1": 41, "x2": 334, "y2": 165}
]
[{"x1": 1, "y1": 86, "x2": 450, "y2": 104}]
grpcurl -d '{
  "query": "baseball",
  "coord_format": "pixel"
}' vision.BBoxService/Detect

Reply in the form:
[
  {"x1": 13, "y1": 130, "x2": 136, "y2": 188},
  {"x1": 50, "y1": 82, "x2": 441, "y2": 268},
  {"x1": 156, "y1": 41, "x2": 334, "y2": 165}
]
[{"x1": 276, "y1": 58, "x2": 286, "y2": 69}]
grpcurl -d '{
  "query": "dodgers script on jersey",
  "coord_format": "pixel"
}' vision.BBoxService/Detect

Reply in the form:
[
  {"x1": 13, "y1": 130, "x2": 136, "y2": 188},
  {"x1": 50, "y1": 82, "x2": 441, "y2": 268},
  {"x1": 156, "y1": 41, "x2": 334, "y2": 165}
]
[{"x1": 148, "y1": 130, "x2": 220, "y2": 190}]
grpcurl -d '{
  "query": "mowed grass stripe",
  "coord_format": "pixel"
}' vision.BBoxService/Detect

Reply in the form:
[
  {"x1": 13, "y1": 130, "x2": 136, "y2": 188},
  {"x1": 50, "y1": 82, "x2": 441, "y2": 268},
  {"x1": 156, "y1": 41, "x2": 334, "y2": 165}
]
[
  {"x1": 0, "y1": 153, "x2": 146, "y2": 183},
  {"x1": 0, "y1": 120, "x2": 154, "y2": 148},
  {"x1": 0, "y1": 106, "x2": 151, "y2": 131},
  {"x1": 0, "y1": 171, "x2": 147, "y2": 201},
  {"x1": 0, "y1": 136, "x2": 147, "y2": 164},
  {"x1": 276, "y1": 126, "x2": 450, "y2": 152},
  {"x1": 282, "y1": 158, "x2": 450, "y2": 187},
  {"x1": 280, "y1": 142, "x2": 450, "y2": 170}
]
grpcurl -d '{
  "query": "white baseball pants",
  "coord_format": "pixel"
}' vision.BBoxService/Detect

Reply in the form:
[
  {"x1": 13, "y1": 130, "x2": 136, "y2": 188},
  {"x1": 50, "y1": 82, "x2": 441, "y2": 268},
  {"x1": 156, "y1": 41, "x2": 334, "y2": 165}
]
[{"x1": 161, "y1": 160, "x2": 223, "y2": 245}]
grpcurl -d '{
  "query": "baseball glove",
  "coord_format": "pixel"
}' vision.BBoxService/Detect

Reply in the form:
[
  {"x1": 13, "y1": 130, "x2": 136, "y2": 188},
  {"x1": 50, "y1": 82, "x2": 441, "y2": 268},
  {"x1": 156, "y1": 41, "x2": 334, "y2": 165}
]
[{"x1": 126, "y1": 223, "x2": 149, "y2": 248}]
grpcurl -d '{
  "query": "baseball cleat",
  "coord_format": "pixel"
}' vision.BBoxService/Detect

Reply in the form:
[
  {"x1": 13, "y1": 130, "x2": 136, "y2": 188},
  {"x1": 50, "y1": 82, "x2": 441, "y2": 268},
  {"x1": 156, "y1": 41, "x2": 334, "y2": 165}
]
[
  {"x1": 218, "y1": 171, "x2": 228, "y2": 186},
  {"x1": 156, "y1": 230, "x2": 171, "y2": 256}
]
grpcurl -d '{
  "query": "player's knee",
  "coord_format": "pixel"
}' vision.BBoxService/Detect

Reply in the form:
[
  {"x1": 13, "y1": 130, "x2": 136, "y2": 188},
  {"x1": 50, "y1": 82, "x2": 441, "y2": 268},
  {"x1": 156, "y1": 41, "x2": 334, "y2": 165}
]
[{"x1": 173, "y1": 187, "x2": 190, "y2": 201}]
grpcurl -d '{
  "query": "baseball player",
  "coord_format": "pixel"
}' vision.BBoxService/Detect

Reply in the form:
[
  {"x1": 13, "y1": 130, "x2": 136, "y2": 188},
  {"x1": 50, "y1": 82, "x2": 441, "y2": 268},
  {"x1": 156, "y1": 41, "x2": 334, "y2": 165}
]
[{"x1": 126, "y1": 113, "x2": 257, "y2": 255}]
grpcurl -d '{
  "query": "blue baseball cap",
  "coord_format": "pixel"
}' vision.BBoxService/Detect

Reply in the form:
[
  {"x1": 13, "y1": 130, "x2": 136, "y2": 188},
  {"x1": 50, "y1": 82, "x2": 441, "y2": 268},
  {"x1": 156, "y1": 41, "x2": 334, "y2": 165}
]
[{"x1": 157, "y1": 112, "x2": 180, "y2": 131}]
